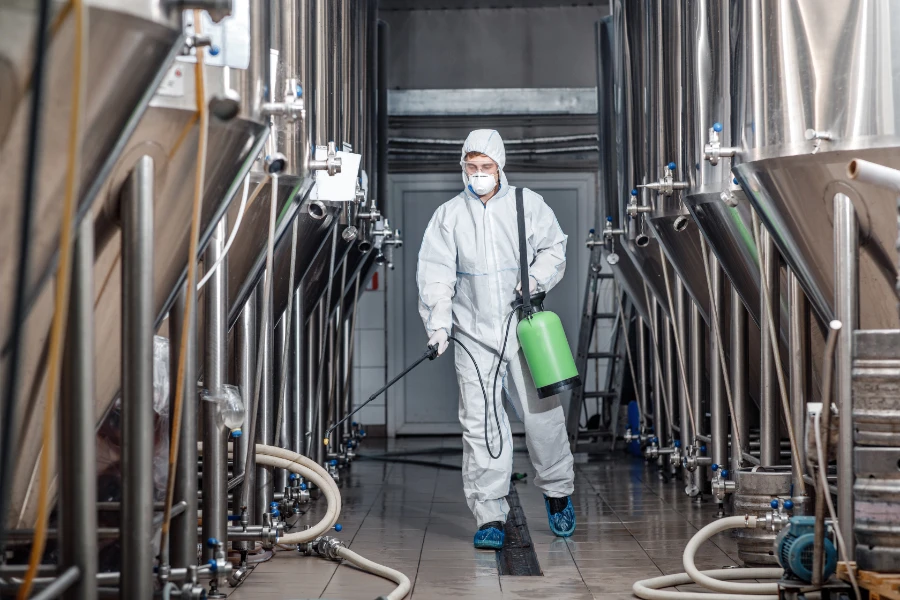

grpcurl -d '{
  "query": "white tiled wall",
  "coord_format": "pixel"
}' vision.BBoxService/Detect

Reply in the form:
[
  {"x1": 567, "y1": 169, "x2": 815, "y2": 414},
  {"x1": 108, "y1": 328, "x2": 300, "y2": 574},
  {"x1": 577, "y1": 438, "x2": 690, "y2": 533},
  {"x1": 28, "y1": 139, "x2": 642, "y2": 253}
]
[{"x1": 352, "y1": 269, "x2": 387, "y2": 426}]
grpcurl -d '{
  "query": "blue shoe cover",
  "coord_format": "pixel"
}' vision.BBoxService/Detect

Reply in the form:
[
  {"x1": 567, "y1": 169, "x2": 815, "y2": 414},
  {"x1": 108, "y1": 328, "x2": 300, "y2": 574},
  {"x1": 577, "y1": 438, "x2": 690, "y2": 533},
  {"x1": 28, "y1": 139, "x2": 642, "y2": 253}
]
[
  {"x1": 545, "y1": 496, "x2": 576, "y2": 537},
  {"x1": 473, "y1": 522, "x2": 505, "y2": 549}
]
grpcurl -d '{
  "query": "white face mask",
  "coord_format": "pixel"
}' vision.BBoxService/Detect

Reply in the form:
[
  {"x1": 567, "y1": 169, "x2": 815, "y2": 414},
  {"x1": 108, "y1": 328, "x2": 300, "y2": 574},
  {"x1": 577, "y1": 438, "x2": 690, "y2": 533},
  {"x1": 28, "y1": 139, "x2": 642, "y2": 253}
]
[{"x1": 468, "y1": 173, "x2": 497, "y2": 196}]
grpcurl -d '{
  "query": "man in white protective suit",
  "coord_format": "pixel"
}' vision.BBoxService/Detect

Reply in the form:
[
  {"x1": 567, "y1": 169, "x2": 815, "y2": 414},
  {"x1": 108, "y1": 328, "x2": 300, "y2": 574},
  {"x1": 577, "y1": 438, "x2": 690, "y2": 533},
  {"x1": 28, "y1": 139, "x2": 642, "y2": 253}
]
[{"x1": 416, "y1": 129, "x2": 576, "y2": 549}]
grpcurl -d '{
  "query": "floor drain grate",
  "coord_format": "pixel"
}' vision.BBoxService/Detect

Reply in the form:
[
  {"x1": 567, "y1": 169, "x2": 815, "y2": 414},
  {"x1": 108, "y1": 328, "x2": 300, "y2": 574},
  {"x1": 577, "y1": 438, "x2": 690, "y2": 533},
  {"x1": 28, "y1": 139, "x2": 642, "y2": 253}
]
[{"x1": 496, "y1": 485, "x2": 543, "y2": 576}]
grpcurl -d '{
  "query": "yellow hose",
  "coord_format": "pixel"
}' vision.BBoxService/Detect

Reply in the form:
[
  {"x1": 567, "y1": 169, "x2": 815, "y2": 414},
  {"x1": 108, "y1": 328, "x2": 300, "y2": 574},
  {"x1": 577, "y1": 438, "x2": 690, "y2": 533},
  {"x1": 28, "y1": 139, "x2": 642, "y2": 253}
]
[
  {"x1": 18, "y1": 0, "x2": 86, "y2": 597},
  {"x1": 160, "y1": 11, "x2": 209, "y2": 562}
]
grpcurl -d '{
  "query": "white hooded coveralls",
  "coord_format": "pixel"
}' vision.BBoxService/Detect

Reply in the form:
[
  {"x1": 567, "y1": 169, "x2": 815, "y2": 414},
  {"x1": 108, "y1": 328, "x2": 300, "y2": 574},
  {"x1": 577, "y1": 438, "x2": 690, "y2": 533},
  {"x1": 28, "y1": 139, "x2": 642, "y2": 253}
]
[{"x1": 416, "y1": 130, "x2": 575, "y2": 526}]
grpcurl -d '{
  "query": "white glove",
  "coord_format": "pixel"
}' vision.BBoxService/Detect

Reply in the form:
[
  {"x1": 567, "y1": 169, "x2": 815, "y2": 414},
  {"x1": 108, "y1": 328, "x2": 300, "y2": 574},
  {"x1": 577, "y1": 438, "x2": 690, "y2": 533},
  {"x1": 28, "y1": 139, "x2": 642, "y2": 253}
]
[
  {"x1": 516, "y1": 276, "x2": 538, "y2": 295},
  {"x1": 428, "y1": 329, "x2": 450, "y2": 356}
]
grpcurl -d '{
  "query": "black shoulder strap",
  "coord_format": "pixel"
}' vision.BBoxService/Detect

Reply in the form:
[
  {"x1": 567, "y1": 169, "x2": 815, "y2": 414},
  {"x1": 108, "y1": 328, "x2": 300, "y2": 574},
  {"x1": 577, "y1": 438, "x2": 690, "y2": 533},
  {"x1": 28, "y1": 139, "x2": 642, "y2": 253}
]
[{"x1": 516, "y1": 187, "x2": 532, "y2": 317}]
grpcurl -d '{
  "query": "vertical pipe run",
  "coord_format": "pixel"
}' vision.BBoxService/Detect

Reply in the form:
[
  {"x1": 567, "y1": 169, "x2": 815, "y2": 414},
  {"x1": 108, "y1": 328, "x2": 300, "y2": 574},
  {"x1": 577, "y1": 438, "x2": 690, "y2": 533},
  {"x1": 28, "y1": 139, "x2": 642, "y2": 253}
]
[
  {"x1": 834, "y1": 192, "x2": 858, "y2": 556},
  {"x1": 651, "y1": 301, "x2": 666, "y2": 451},
  {"x1": 663, "y1": 316, "x2": 676, "y2": 448},
  {"x1": 376, "y1": 20, "x2": 388, "y2": 213},
  {"x1": 305, "y1": 304, "x2": 318, "y2": 458},
  {"x1": 202, "y1": 219, "x2": 228, "y2": 561},
  {"x1": 274, "y1": 313, "x2": 290, "y2": 490},
  {"x1": 340, "y1": 311, "x2": 352, "y2": 442},
  {"x1": 169, "y1": 285, "x2": 198, "y2": 568},
  {"x1": 256, "y1": 282, "x2": 275, "y2": 521},
  {"x1": 637, "y1": 316, "x2": 649, "y2": 433},
  {"x1": 788, "y1": 270, "x2": 809, "y2": 509},
  {"x1": 291, "y1": 289, "x2": 304, "y2": 457},
  {"x1": 315, "y1": 303, "x2": 326, "y2": 464},
  {"x1": 235, "y1": 293, "x2": 257, "y2": 526},
  {"x1": 675, "y1": 279, "x2": 691, "y2": 445},
  {"x1": 60, "y1": 217, "x2": 97, "y2": 600},
  {"x1": 121, "y1": 155, "x2": 154, "y2": 600},
  {"x1": 709, "y1": 256, "x2": 728, "y2": 472},
  {"x1": 759, "y1": 228, "x2": 780, "y2": 466},
  {"x1": 689, "y1": 301, "x2": 704, "y2": 492},
  {"x1": 731, "y1": 287, "x2": 749, "y2": 474},
  {"x1": 313, "y1": 0, "x2": 329, "y2": 145}
]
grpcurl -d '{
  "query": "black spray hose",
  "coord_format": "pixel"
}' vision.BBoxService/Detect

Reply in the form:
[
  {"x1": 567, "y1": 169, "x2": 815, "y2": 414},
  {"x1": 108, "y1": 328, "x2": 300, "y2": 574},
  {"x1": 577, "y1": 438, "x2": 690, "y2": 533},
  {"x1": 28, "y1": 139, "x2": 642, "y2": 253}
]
[
  {"x1": 326, "y1": 306, "x2": 521, "y2": 464},
  {"x1": 449, "y1": 304, "x2": 522, "y2": 461}
]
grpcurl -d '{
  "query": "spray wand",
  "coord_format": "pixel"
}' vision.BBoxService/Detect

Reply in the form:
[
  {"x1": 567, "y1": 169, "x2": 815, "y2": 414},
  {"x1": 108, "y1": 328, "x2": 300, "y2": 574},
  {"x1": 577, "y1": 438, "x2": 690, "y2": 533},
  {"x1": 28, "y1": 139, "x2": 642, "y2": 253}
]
[{"x1": 324, "y1": 344, "x2": 440, "y2": 447}]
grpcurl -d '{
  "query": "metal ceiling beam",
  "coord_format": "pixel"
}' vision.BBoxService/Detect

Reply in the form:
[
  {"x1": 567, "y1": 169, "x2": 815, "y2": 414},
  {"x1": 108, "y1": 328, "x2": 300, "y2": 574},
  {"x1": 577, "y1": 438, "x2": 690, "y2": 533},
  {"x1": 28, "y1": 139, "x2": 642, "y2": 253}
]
[{"x1": 388, "y1": 88, "x2": 598, "y2": 116}]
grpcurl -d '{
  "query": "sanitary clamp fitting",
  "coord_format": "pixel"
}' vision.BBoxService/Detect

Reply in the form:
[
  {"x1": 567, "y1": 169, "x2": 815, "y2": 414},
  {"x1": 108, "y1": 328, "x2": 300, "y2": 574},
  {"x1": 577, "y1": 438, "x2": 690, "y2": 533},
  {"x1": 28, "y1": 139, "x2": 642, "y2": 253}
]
[
  {"x1": 710, "y1": 464, "x2": 736, "y2": 503},
  {"x1": 704, "y1": 123, "x2": 741, "y2": 166},
  {"x1": 309, "y1": 536, "x2": 347, "y2": 561},
  {"x1": 260, "y1": 80, "x2": 305, "y2": 123},
  {"x1": 639, "y1": 163, "x2": 689, "y2": 196},
  {"x1": 626, "y1": 189, "x2": 652, "y2": 217},
  {"x1": 681, "y1": 442, "x2": 712, "y2": 472},
  {"x1": 308, "y1": 141, "x2": 343, "y2": 176}
]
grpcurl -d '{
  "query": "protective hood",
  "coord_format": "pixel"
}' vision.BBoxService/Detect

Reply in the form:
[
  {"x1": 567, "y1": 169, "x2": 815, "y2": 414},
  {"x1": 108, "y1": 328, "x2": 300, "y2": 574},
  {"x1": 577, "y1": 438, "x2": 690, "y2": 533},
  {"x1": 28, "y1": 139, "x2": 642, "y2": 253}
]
[{"x1": 461, "y1": 129, "x2": 508, "y2": 195}]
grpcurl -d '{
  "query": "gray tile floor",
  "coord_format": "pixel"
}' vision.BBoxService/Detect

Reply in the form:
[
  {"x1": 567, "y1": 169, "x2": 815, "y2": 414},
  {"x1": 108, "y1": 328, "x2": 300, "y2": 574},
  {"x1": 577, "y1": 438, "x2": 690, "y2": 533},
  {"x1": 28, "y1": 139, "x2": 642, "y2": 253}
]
[{"x1": 227, "y1": 438, "x2": 741, "y2": 599}]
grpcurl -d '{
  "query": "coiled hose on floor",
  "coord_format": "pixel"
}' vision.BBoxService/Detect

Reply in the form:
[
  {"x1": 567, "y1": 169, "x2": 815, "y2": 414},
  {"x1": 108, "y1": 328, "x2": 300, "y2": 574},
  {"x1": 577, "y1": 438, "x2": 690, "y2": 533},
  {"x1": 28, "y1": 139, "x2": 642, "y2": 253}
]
[
  {"x1": 633, "y1": 515, "x2": 782, "y2": 600},
  {"x1": 206, "y1": 444, "x2": 411, "y2": 598}
]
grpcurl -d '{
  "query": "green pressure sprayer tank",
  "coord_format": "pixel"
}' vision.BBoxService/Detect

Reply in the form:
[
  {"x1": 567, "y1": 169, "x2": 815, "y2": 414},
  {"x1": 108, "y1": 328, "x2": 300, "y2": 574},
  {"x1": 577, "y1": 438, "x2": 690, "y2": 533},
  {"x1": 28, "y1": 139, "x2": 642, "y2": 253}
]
[
  {"x1": 513, "y1": 187, "x2": 582, "y2": 398},
  {"x1": 517, "y1": 300, "x2": 581, "y2": 398}
]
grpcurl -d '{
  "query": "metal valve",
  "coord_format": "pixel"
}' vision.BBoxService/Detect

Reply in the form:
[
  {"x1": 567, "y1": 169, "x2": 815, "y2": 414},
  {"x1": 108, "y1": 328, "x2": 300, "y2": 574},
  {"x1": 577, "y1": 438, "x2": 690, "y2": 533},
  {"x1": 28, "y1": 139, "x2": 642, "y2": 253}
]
[
  {"x1": 260, "y1": 79, "x2": 305, "y2": 123},
  {"x1": 710, "y1": 464, "x2": 736, "y2": 503},
  {"x1": 181, "y1": 565, "x2": 206, "y2": 599},
  {"x1": 644, "y1": 437, "x2": 675, "y2": 461},
  {"x1": 623, "y1": 427, "x2": 653, "y2": 445},
  {"x1": 668, "y1": 440, "x2": 684, "y2": 468},
  {"x1": 626, "y1": 189, "x2": 652, "y2": 217},
  {"x1": 205, "y1": 537, "x2": 233, "y2": 598},
  {"x1": 327, "y1": 459, "x2": 340, "y2": 483},
  {"x1": 756, "y1": 498, "x2": 794, "y2": 532},
  {"x1": 309, "y1": 141, "x2": 342, "y2": 176},
  {"x1": 681, "y1": 441, "x2": 712, "y2": 472},
  {"x1": 704, "y1": 123, "x2": 741, "y2": 166},
  {"x1": 639, "y1": 162, "x2": 689, "y2": 196}
]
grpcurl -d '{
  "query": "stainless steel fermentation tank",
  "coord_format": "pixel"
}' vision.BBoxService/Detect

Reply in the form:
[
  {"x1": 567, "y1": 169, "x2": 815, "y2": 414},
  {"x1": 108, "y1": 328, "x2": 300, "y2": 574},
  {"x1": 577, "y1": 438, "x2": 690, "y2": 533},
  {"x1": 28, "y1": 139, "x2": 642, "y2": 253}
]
[{"x1": 732, "y1": 0, "x2": 900, "y2": 334}]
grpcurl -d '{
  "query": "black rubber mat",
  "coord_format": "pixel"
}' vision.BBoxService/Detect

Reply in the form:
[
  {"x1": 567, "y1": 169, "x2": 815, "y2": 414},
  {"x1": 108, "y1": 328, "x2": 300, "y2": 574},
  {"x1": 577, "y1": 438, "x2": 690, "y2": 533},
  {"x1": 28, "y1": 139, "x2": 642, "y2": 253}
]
[{"x1": 496, "y1": 485, "x2": 543, "y2": 576}]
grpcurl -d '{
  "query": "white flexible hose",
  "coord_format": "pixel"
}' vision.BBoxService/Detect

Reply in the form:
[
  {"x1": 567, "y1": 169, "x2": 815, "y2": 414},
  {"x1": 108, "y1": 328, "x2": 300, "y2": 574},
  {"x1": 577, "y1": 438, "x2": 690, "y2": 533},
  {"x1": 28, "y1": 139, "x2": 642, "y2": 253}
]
[
  {"x1": 683, "y1": 516, "x2": 779, "y2": 595},
  {"x1": 633, "y1": 568, "x2": 782, "y2": 600},
  {"x1": 252, "y1": 454, "x2": 339, "y2": 543},
  {"x1": 197, "y1": 173, "x2": 252, "y2": 291},
  {"x1": 335, "y1": 546, "x2": 411, "y2": 600},
  {"x1": 633, "y1": 515, "x2": 784, "y2": 599}
]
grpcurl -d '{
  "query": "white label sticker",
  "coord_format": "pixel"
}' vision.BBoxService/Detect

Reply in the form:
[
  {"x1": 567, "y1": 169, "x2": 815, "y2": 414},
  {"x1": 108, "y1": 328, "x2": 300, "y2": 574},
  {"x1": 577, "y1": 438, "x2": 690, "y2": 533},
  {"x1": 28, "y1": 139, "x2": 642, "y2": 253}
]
[{"x1": 180, "y1": 0, "x2": 251, "y2": 70}]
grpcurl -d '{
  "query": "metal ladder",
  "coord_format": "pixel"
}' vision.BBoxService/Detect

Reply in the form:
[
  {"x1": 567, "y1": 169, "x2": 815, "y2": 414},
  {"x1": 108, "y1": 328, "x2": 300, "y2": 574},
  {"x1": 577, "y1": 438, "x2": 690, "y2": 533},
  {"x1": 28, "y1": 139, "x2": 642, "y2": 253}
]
[{"x1": 565, "y1": 243, "x2": 632, "y2": 454}]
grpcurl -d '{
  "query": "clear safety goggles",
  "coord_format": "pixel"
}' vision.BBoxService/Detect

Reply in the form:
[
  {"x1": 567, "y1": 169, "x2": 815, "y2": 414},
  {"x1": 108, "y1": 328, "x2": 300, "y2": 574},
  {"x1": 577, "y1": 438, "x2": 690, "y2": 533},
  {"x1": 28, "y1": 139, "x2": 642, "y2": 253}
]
[{"x1": 461, "y1": 160, "x2": 499, "y2": 175}]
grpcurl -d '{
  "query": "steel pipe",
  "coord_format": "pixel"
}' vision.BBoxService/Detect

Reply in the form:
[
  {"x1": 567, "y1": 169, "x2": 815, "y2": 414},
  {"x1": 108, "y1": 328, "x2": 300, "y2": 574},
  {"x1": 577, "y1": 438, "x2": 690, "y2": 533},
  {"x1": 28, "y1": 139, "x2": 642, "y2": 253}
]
[
  {"x1": 730, "y1": 287, "x2": 749, "y2": 474},
  {"x1": 202, "y1": 219, "x2": 228, "y2": 561},
  {"x1": 275, "y1": 313, "x2": 290, "y2": 490},
  {"x1": 169, "y1": 284, "x2": 198, "y2": 569},
  {"x1": 120, "y1": 156, "x2": 155, "y2": 600},
  {"x1": 834, "y1": 192, "x2": 858, "y2": 557},
  {"x1": 663, "y1": 316, "x2": 676, "y2": 451},
  {"x1": 305, "y1": 301, "x2": 319, "y2": 459},
  {"x1": 788, "y1": 270, "x2": 809, "y2": 508},
  {"x1": 637, "y1": 316, "x2": 649, "y2": 432},
  {"x1": 234, "y1": 292, "x2": 258, "y2": 528},
  {"x1": 60, "y1": 217, "x2": 97, "y2": 600},
  {"x1": 708, "y1": 255, "x2": 728, "y2": 473},
  {"x1": 675, "y1": 280, "x2": 691, "y2": 446},
  {"x1": 291, "y1": 288, "x2": 304, "y2": 458},
  {"x1": 256, "y1": 282, "x2": 275, "y2": 521},
  {"x1": 759, "y1": 228, "x2": 780, "y2": 466},
  {"x1": 651, "y1": 300, "x2": 666, "y2": 452},
  {"x1": 689, "y1": 301, "x2": 704, "y2": 493}
]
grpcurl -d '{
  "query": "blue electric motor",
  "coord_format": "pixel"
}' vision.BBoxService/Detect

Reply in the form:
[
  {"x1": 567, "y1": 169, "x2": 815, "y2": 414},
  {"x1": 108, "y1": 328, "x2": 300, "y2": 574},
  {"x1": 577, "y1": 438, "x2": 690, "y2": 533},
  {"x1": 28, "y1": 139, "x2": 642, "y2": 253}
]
[{"x1": 775, "y1": 516, "x2": 837, "y2": 583}]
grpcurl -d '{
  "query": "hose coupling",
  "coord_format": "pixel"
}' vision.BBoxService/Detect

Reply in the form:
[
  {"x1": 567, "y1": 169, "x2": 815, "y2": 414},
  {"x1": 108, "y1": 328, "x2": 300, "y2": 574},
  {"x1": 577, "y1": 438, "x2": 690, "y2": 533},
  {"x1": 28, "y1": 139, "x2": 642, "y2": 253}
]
[
  {"x1": 308, "y1": 536, "x2": 347, "y2": 561},
  {"x1": 704, "y1": 124, "x2": 741, "y2": 166},
  {"x1": 309, "y1": 141, "x2": 342, "y2": 176},
  {"x1": 181, "y1": 565, "x2": 205, "y2": 599}
]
